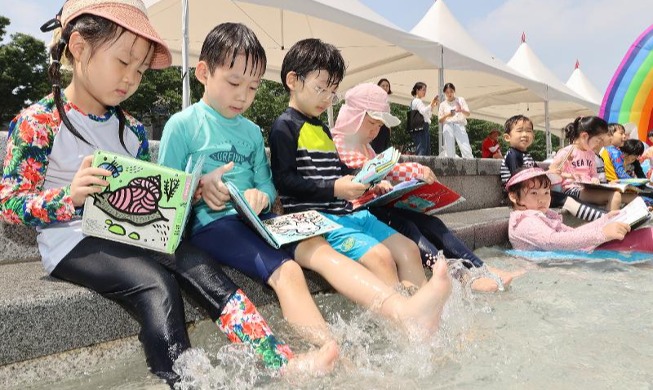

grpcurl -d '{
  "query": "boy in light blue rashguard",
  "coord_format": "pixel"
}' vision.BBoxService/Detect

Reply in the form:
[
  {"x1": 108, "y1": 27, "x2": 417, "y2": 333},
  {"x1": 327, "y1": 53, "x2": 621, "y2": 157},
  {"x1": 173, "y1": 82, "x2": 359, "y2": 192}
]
[{"x1": 159, "y1": 23, "x2": 453, "y2": 345}]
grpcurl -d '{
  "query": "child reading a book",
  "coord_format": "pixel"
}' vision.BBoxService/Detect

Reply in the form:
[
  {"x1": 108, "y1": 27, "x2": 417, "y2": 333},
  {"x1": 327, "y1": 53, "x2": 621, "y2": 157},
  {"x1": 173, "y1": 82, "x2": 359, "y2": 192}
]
[
  {"x1": 551, "y1": 116, "x2": 637, "y2": 211},
  {"x1": 331, "y1": 83, "x2": 521, "y2": 292},
  {"x1": 0, "y1": 1, "x2": 336, "y2": 385},
  {"x1": 268, "y1": 39, "x2": 440, "y2": 294},
  {"x1": 596, "y1": 123, "x2": 628, "y2": 183},
  {"x1": 501, "y1": 115, "x2": 605, "y2": 222},
  {"x1": 158, "y1": 23, "x2": 452, "y2": 345},
  {"x1": 507, "y1": 168, "x2": 653, "y2": 253},
  {"x1": 602, "y1": 137, "x2": 645, "y2": 181}
]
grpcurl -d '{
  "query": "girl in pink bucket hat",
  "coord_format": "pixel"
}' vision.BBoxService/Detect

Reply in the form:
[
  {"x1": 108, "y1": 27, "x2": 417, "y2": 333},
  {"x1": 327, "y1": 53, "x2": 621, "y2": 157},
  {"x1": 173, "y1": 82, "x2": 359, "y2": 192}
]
[
  {"x1": 0, "y1": 0, "x2": 336, "y2": 385},
  {"x1": 507, "y1": 167, "x2": 653, "y2": 253},
  {"x1": 333, "y1": 83, "x2": 522, "y2": 292}
]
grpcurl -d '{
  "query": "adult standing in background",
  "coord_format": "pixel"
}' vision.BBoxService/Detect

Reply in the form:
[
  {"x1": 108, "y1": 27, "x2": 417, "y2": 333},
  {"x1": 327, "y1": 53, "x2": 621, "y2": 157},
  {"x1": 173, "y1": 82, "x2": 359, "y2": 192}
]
[
  {"x1": 370, "y1": 78, "x2": 393, "y2": 153},
  {"x1": 409, "y1": 82, "x2": 438, "y2": 156},
  {"x1": 438, "y1": 83, "x2": 473, "y2": 158}
]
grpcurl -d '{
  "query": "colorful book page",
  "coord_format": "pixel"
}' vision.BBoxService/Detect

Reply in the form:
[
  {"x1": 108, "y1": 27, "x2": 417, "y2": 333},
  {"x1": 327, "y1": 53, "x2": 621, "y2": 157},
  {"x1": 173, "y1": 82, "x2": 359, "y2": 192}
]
[
  {"x1": 82, "y1": 150, "x2": 203, "y2": 253},
  {"x1": 352, "y1": 147, "x2": 400, "y2": 184},
  {"x1": 225, "y1": 182, "x2": 341, "y2": 248}
]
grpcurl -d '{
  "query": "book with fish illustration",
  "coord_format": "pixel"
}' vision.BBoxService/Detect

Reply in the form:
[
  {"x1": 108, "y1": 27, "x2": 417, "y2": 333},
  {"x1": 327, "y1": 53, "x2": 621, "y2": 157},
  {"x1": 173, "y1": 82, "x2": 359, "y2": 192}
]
[
  {"x1": 352, "y1": 179, "x2": 465, "y2": 214},
  {"x1": 579, "y1": 181, "x2": 641, "y2": 193},
  {"x1": 82, "y1": 150, "x2": 204, "y2": 253},
  {"x1": 352, "y1": 146, "x2": 400, "y2": 185},
  {"x1": 225, "y1": 182, "x2": 341, "y2": 248}
]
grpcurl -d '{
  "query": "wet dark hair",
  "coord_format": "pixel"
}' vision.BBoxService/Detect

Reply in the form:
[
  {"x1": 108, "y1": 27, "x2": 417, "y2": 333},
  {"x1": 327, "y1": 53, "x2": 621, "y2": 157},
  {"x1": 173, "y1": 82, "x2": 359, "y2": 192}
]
[
  {"x1": 507, "y1": 168, "x2": 551, "y2": 210},
  {"x1": 280, "y1": 38, "x2": 345, "y2": 93},
  {"x1": 443, "y1": 82, "x2": 456, "y2": 93},
  {"x1": 199, "y1": 22, "x2": 266, "y2": 76},
  {"x1": 621, "y1": 139, "x2": 645, "y2": 156},
  {"x1": 411, "y1": 82, "x2": 426, "y2": 97},
  {"x1": 563, "y1": 116, "x2": 609, "y2": 142},
  {"x1": 504, "y1": 114, "x2": 533, "y2": 134},
  {"x1": 49, "y1": 14, "x2": 153, "y2": 150},
  {"x1": 377, "y1": 78, "x2": 392, "y2": 95},
  {"x1": 607, "y1": 122, "x2": 624, "y2": 137}
]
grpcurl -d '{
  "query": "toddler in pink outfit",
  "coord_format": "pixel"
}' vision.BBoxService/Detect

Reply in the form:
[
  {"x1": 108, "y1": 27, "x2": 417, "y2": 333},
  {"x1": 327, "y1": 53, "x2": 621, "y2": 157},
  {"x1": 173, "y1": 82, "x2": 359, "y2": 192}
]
[{"x1": 507, "y1": 168, "x2": 653, "y2": 253}]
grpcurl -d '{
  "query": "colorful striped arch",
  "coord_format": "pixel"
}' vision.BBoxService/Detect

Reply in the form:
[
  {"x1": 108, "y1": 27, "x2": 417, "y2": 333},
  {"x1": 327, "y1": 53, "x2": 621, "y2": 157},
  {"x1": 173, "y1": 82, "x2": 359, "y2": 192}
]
[{"x1": 600, "y1": 24, "x2": 653, "y2": 140}]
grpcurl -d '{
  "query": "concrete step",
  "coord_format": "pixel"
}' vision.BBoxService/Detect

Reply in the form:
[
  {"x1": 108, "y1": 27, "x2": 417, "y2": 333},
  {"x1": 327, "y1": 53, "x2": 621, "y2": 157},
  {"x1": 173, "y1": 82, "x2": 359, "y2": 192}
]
[{"x1": 0, "y1": 207, "x2": 509, "y2": 368}]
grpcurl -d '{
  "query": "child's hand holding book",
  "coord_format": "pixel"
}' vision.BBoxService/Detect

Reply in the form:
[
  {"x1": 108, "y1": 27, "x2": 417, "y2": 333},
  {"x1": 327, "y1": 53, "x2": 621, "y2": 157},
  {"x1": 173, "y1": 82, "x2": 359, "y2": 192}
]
[
  {"x1": 335, "y1": 175, "x2": 368, "y2": 200},
  {"x1": 201, "y1": 162, "x2": 234, "y2": 210},
  {"x1": 243, "y1": 188, "x2": 269, "y2": 215}
]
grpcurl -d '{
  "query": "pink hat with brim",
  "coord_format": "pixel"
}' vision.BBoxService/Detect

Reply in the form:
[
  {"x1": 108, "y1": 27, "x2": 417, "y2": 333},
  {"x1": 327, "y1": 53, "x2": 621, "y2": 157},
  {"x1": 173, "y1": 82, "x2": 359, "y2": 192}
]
[
  {"x1": 62, "y1": 0, "x2": 172, "y2": 70},
  {"x1": 505, "y1": 167, "x2": 561, "y2": 191},
  {"x1": 332, "y1": 83, "x2": 401, "y2": 137}
]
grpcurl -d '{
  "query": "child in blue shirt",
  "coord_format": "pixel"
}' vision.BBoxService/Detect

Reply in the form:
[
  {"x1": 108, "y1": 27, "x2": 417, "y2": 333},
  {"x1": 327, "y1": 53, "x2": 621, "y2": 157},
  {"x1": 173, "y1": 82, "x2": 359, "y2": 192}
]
[{"x1": 159, "y1": 23, "x2": 452, "y2": 346}]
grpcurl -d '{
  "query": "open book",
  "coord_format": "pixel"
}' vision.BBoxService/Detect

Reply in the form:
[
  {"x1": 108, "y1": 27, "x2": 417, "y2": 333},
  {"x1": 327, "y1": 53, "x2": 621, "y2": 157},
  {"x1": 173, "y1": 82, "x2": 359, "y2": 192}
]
[
  {"x1": 579, "y1": 181, "x2": 641, "y2": 193},
  {"x1": 225, "y1": 182, "x2": 341, "y2": 248},
  {"x1": 614, "y1": 178, "x2": 650, "y2": 187},
  {"x1": 612, "y1": 196, "x2": 651, "y2": 229},
  {"x1": 82, "y1": 150, "x2": 204, "y2": 253},
  {"x1": 352, "y1": 179, "x2": 465, "y2": 215},
  {"x1": 352, "y1": 147, "x2": 400, "y2": 184}
]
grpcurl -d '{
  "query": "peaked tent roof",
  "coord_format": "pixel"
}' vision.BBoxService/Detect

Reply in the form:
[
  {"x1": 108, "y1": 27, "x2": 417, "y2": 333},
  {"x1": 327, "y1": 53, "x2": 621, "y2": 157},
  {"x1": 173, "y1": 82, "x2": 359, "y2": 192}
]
[
  {"x1": 474, "y1": 35, "x2": 599, "y2": 135},
  {"x1": 566, "y1": 61, "x2": 602, "y2": 105},
  {"x1": 145, "y1": 0, "x2": 547, "y2": 111}
]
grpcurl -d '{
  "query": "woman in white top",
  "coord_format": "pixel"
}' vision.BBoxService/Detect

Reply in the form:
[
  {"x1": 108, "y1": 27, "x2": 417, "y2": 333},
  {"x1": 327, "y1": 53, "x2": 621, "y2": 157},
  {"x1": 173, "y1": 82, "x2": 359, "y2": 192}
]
[
  {"x1": 409, "y1": 82, "x2": 439, "y2": 156},
  {"x1": 438, "y1": 83, "x2": 473, "y2": 158}
]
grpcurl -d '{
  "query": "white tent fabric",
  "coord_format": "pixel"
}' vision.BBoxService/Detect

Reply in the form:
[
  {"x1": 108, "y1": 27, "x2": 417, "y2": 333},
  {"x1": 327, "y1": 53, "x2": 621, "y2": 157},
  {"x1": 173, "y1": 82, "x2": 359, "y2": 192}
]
[
  {"x1": 353, "y1": 0, "x2": 593, "y2": 154},
  {"x1": 474, "y1": 36, "x2": 599, "y2": 146},
  {"x1": 144, "y1": 0, "x2": 546, "y2": 112},
  {"x1": 566, "y1": 60, "x2": 602, "y2": 105},
  {"x1": 145, "y1": 0, "x2": 443, "y2": 105}
]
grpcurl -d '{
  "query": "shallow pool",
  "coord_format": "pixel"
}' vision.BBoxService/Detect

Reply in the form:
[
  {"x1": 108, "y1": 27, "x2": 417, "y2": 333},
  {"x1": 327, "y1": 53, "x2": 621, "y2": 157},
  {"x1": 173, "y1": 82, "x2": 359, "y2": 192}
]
[{"x1": 14, "y1": 247, "x2": 653, "y2": 389}]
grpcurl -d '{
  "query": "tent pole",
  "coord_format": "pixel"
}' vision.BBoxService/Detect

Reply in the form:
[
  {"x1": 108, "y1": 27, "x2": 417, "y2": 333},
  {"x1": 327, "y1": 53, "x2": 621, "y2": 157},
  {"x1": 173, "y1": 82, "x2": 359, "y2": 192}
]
[
  {"x1": 545, "y1": 86, "x2": 551, "y2": 157},
  {"x1": 181, "y1": 0, "x2": 190, "y2": 109},
  {"x1": 438, "y1": 45, "x2": 444, "y2": 156}
]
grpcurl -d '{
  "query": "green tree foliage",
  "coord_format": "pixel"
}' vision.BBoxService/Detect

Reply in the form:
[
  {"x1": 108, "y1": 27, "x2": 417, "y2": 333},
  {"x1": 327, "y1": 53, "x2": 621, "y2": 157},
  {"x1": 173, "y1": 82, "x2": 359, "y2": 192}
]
[{"x1": 0, "y1": 17, "x2": 50, "y2": 124}]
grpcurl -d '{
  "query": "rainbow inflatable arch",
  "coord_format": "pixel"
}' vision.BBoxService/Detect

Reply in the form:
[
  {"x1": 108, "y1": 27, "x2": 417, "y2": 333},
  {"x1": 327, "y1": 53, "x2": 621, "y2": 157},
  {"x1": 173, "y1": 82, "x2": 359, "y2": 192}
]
[{"x1": 600, "y1": 24, "x2": 653, "y2": 140}]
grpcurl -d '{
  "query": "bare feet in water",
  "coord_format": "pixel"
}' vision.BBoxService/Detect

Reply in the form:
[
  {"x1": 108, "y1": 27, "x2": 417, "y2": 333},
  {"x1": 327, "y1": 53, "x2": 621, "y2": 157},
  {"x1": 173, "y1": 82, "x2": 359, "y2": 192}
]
[
  {"x1": 471, "y1": 266, "x2": 526, "y2": 293},
  {"x1": 283, "y1": 340, "x2": 340, "y2": 377},
  {"x1": 387, "y1": 258, "x2": 452, "y2": 338}
]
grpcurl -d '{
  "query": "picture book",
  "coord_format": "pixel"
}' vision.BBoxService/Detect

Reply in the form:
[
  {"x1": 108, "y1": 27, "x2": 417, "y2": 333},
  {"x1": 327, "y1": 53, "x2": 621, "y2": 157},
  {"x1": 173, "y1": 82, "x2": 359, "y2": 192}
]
[
  {"x1": 225, "y1": 182, "x2": 342, "y2": 249},
  {"x1": 352, "y1": 147, "x2": 400, "y2": 184},
  {"x1": 612, "y1": 196, "x2": 651, "y2": 229},
  {"x1": 614, "y1": 178, "x2": 650, "y2": 187},
  {"x1": 82, "y1": 150, "x2": 204, "y2": 253},
  {"x1": 579, "y1": 181, "x2": 641, "y2": 193},
  {"x1": 352, "y1": 179, "x2": 465, "y2": 215}
]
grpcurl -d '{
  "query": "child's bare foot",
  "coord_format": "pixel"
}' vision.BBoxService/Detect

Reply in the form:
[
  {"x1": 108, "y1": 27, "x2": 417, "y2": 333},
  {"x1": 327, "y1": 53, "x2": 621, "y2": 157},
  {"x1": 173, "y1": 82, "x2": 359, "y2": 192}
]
[
  {"x1": 283, "y1": 340, "x2": 339, "y2": 377},
  {"x1": 470, "y1": 266, "x2": 526, "y2": 292},
  {"x1": 391, "y1": 258, "x2": 452, "y2": 338}
]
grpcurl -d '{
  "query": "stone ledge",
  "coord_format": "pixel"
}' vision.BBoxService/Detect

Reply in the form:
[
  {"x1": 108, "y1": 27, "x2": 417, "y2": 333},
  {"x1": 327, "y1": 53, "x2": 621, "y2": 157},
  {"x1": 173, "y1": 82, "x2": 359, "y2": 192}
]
[{"x1": 0, "y1": 207, "x2": 509, "y2": 367}]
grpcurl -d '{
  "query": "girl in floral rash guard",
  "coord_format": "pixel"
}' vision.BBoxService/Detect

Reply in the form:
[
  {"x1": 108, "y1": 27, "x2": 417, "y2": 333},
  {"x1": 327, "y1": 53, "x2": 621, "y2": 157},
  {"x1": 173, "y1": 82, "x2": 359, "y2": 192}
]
[{"x1": 0, "y1": 0, "x2": 334, "y2": 386}]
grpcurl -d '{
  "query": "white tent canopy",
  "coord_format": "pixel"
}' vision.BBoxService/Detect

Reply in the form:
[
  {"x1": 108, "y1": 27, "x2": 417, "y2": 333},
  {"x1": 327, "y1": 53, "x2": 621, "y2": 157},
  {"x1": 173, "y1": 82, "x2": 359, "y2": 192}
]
[
  {"x1": 566, "y1": 60, "x2": 602, "y2": 105},
  {"x1": 474, "y1": 35, "x2": 599, "y2": 149},
  {"x1": 145, "y1": 0, "x2": 450, "y2": 106},
  {"x1": 145, "y1": 0, "x2": 548, "y2": 116},
  {"x1": 354, "y1": 0, "x2": 593, "y2": 154}
]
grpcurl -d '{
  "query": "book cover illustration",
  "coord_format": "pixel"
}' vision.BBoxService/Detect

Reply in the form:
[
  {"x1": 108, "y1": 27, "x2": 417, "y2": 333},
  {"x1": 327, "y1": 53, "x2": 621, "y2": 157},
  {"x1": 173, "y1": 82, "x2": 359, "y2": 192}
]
[
  {"x1": 351, "y1": 179, "x2": 425, "y2": 209},
  {"x1": 614, "y1": 178, "x2": 650, "y2": 187},
  {"x1": 386, "y1": 181, "x2": 465, "y2": 214},
  {"x1": 225, "y1": 181, "x2": 341, "y2": 248},
  {"x1": 82, "y1": 150, "x2": 204, "y2": 253},
  {"x1": 352, "y1": 179, "x2": 465, "y2": 214},
  {"x1": 352, "y1": 147, "x2": 400, "y2": 185},
  {"x1": 579, "y1": 181, "x2": 641, "y2": 193}
]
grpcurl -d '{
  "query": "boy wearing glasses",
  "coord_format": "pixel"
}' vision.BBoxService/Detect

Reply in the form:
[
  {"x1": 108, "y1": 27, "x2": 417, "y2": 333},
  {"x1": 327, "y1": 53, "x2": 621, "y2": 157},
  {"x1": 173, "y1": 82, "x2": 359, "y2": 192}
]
[{"x1": 269, "y1": 39, "x2": 428, "y2": 290}]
